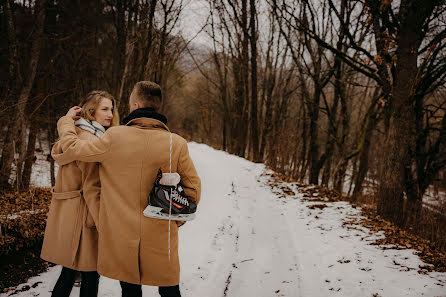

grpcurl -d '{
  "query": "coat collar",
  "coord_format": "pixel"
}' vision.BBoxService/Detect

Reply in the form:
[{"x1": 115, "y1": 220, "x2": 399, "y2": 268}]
[
  {"x1": 123, "y1": 107, "x2": 169, "y2": 131},
  {"x1": 125, "y1": 117, "x2": 170, "y2": 132},
  {"x1": 122, "y1": 107, "x2": 168, "y2": 125}
]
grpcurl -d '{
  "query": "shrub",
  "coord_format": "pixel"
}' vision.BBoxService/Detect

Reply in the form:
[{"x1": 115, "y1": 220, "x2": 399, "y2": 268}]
[{"x1": 0, "y1": 188, "x2": 52, "y2": 256}]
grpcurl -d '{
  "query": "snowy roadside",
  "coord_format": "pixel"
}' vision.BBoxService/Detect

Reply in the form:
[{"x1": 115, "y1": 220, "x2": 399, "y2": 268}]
[
  {"x1": 2, "y1": 143, "x2": 446, "y2": 297},
  {"x1": 263, "y1": 173, "x2": 446, "y2": 296}
]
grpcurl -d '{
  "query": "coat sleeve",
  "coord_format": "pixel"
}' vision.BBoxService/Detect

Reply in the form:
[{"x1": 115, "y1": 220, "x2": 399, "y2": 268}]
[
  {"x1": 57, "y1": 115, "x2": 112, "y2": 163},
  {"x1": 177, "y1": 141, "x2": 201, "y2": 206},
  {"x1": 77, "y1": 160, "x2": 101, "y2": 228}
]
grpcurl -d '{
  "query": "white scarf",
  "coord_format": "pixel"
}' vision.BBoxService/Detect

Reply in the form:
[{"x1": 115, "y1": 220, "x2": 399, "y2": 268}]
[{"x1": 74, "y1": 118, "x2": 106, "y2": 137}]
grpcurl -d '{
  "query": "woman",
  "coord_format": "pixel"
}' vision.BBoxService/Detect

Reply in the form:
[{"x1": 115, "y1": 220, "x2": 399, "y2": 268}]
[{"x1": 41, "y1": 91, "x2": 119, "y2": 297}]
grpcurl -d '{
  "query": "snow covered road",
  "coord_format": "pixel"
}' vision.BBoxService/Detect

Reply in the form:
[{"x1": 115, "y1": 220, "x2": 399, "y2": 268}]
[{"x1": 2, "y1": 143, "x2": 446, "y2": 297}]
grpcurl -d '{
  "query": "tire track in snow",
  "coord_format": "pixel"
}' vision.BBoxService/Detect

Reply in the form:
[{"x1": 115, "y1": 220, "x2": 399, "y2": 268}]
[{"x1": 220, "y1": 165, "x2": 303, "y2": 297}]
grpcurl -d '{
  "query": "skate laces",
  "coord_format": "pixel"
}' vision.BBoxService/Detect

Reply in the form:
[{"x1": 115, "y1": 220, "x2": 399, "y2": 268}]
[{"x1": 171, "y1": 189, "x2": 189, "y2": 206}]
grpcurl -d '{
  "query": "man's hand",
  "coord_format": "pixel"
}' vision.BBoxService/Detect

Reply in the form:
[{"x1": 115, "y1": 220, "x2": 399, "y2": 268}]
[{"x1": 66, "y1": 106, "x2": 82, "y2": 121}]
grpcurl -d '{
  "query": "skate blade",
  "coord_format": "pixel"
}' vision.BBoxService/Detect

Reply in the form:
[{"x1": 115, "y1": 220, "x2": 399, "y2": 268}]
[{"x1": 143, "y1": 205, "x2": 196, "y2": 221}]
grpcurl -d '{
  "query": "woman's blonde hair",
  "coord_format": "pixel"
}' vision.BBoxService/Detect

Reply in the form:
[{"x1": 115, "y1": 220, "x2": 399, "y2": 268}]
[{"x1": 79, "y1": 91, "x2": 120, "y2": 127}]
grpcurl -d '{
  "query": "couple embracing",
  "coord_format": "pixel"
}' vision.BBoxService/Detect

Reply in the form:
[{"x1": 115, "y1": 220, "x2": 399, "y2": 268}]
[{"x1": 40, "y1": 81, "x2": 201, "y2": 297}]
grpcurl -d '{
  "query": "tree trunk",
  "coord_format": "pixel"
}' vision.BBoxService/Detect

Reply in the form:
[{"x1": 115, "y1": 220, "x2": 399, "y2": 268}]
[
  {"x1": 351, "y1": 109, "x2": 378, "y2": 201},
  {"x1": 1, "y1": 0, "x2": 20, "y2": 104},
  {"x1": 298, "y1": 107, "x2": 308, "y2": 181},
  {"x1": 321, "y1": 155, "x2": 332, "y2": 187},
  {"x1": 0, "y1": 121, "x2": 13, "y2": 172},
  {"x1": 222, "y1": 112, "x2": 227, "y2": 151},
  {"x1": 113, "y1": 0, "x2": 127, "y2": 100},
  {"x1": 154, "y1": 14, "x2": 168, "y2": 85},
  {"x1": 259, "y1": 73, "x2": 274, "y2": 159},
  {"x1": 117, "y1": 8, "x2": 136, "y2": 112},
  {"x1": 48, "y1": 125, "x2": 55, "y2": 187},
  {"x1": 249, "y1": 0, "x2": 260, "y2": 162},
  {"x1": 240, "y1": 0, "x2": 250, "y2": 158},
  {"x1": 232, "y1": 55, "x2": 245, "y2": 156},
  {"x1": 308, "y1": 88, "x2": 322, "y2": 184},
  {"x1": 348, "y1": 155, "x2": 358, "y2": 197},
  {"x1": 21, "y1": 124, "x2": 38, "y2": 190},
  {"x1": 330, "y1": 0, "x2": 348, "y2": 192},
  {"x1": 15, "y1": 120, "x2": 28, "y2": 188},
  {"x1": 142, "y1": 0, "x2": 157, "y2": 79},
  {"x1": 377, "y1": 1, "x2": 421, "y2": 226}
]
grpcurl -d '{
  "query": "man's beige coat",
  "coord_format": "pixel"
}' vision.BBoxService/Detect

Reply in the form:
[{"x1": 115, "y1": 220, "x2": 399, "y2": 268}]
[
  {"x1": 41, "y1": 128, "x2": 101, "y2": 271},
  {"x1": 56, "y1": 115, "x2": 201, "y2": 286}
]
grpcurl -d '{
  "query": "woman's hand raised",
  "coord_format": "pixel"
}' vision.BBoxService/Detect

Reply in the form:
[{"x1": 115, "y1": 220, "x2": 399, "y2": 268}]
[{"x1": 66, "y1": 106, "x2": 82, "y2": 121}]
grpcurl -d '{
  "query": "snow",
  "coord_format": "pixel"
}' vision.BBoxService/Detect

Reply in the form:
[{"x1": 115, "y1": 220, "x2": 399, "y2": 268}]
[
  {"x1": 6, "y1": 130, "x2": 59, "y2": 188},
  {"x1": 30, "y1": 132, "x2": 58, "y2": 188},
  {"x1": 339, "y1": 168, "x2": 446, "y2": 210},
  {"x1": 2, "y1": 142, "x2": 446, "y2": 297},
  {"x1": 2, "y1": 209, "x2": 46, "y2": 221}
]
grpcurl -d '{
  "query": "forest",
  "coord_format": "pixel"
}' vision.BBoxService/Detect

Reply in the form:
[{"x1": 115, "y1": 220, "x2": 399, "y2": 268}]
[{"x1": 0, "y1": 0, "x2": 445, "y2": 251}]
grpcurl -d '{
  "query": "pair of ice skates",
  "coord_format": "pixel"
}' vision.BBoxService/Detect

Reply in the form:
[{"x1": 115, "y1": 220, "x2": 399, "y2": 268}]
[
  {"x1": 143, "y1": 168, "x2": 197, "y2": 221},
  {"x1": 143, "y1": 132, "x2": 196, "y2": 222}
]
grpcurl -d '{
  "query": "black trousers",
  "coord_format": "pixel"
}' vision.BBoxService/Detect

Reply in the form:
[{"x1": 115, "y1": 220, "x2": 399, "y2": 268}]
[
  {"x1": 120, "y1": 281, "x2": 181, "y2": 297},
  {"x1": 51, "y1": 267, "x2": 99, "y2": 297}
]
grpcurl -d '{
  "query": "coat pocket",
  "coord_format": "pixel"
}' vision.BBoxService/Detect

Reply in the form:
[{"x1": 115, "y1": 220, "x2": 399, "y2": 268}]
[
  {"x1": 45, "y1": 187, "x2": 83, "y2": 265},
  {"x1": 51, "y1": 188, "x2": 96, "y2": 229}
]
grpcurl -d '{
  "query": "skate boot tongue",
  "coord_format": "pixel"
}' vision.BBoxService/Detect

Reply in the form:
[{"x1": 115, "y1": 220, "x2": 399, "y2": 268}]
[{"x1": 159, "y1": 172, "x2": 180, "y2": 186}]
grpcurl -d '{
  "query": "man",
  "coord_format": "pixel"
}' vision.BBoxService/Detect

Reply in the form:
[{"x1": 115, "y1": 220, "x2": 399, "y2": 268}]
[{"x1": 57, "y1": 81, "x2": 201, "y2": 297}]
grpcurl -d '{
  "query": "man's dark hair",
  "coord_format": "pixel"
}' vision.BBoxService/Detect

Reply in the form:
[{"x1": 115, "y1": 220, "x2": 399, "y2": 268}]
[{"x1": 133, "y1": 81, "x2": 163, "y2": 111}]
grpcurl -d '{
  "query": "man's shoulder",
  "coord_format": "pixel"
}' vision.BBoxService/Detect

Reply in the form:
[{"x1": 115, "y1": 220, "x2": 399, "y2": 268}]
[
  {"x1": 171, "y1": 132, "x2": 187, "y2": 146},
  {"x1": 104, "y1": 125, "x2": 132, "y2": 136},
  {"x1": 105, "y1": 126, "x2": 188, "y2": 145}
]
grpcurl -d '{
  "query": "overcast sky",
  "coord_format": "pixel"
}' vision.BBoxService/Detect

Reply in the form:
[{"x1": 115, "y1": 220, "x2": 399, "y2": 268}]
[{"x1": 178, "y1": 0, "x2": 212, "y2": 48}]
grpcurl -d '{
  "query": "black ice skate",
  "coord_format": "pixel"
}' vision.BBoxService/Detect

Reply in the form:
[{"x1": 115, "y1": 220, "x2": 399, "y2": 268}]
[{"x1": 143, "y1": 168, "x2": 197, "y2": 221}]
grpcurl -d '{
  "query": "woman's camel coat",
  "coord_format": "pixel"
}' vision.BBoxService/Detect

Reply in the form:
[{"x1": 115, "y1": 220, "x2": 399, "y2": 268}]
[
  {"x1": 41, "y1": 128, "x2": 101, "y2": 271},
  {"x1": 56, "y1": 115, "x2": 201, "y2": 286}
]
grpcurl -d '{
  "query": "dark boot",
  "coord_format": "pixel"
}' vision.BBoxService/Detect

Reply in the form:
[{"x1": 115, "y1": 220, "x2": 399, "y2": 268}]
[
  {"x1": 159, "y1": 285, "x2": 181, "y2": 297},
  {"x1": 51, "y1": 267, "x2": 77, "y2": 297},
  {"x1": 120, "y1": 281, "x2": 142, "y2": 297},
  {"x1": 79, "y1": 271, "x2": 100, "y2": 297}
]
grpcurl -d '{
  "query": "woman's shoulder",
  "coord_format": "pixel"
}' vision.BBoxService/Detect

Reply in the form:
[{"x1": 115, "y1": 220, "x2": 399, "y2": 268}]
[{"x1": 76, "y1": 126, "x2": 98, "y2": 140}]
